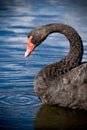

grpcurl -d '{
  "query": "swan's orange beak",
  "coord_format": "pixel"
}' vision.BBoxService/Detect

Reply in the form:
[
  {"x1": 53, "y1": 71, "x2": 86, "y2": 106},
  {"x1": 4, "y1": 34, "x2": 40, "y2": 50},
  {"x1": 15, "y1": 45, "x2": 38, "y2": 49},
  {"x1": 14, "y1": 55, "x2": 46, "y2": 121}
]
[{"x1": 25, "y1": 36, "x2": 35, "y2": 58}]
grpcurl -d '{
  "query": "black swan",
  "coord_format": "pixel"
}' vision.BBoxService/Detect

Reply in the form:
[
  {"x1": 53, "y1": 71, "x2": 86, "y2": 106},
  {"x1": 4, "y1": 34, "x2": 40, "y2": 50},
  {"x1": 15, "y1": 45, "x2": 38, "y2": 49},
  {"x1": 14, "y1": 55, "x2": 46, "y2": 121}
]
[{"x1": 25, "y1": 23, "x2": 87, "y2": 110}]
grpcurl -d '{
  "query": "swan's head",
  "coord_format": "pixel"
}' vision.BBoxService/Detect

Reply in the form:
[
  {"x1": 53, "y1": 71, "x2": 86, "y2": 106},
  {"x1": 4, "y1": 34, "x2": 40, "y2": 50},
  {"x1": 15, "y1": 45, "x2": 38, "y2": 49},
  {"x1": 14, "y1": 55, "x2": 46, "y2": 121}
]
[{"x1": 25, "y1": 26, "x2": 48, "y2": 58}]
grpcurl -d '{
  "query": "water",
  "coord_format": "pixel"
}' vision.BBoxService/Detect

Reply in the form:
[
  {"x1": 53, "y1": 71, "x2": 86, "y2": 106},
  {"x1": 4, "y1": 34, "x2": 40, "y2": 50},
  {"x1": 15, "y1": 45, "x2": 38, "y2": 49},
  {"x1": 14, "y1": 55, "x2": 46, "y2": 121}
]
[{"x1": 0, "y1": 0, "x2": 87, "y2": 129}]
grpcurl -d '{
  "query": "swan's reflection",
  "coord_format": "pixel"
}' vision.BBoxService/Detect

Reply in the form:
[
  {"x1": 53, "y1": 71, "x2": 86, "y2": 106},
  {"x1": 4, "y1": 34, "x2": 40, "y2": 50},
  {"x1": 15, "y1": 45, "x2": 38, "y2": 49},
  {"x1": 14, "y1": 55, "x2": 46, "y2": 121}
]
[{"x1": 34, "y1": 104, "x2": 87, "y2": 130}]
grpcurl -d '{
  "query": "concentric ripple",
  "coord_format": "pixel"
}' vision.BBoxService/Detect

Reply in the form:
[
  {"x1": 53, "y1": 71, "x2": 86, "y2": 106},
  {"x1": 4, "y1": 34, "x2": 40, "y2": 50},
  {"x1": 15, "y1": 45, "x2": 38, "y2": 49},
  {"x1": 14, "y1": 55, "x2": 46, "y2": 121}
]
[{"x1": 0, "y1": 92, "x2": 40, "y2": 106}]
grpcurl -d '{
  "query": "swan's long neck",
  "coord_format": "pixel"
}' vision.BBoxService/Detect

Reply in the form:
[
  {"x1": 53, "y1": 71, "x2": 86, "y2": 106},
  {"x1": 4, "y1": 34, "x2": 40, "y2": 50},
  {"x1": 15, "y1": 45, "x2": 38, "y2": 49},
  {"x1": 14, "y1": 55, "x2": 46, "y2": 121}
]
[
  {"x1": 45, "y1": 24, "x2": 83, "y2": 70},
  {"x1": 35, "y1": 23, "x2": 84, "y2": 78}
]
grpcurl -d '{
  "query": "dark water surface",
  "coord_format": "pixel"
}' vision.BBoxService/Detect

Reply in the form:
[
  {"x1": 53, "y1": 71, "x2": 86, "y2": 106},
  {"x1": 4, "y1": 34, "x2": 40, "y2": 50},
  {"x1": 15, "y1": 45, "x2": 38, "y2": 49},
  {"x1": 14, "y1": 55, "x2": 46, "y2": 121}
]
[{"x1": 0, "y1": 0, "x2": 87, "y2": 129}]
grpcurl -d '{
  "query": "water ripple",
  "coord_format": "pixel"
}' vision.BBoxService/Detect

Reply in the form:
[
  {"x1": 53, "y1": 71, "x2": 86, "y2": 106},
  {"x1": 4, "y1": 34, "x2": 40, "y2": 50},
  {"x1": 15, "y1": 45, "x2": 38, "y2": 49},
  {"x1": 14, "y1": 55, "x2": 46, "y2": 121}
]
[{"x1": 0, "y1": 92, "x2": 40, "y2": 106}]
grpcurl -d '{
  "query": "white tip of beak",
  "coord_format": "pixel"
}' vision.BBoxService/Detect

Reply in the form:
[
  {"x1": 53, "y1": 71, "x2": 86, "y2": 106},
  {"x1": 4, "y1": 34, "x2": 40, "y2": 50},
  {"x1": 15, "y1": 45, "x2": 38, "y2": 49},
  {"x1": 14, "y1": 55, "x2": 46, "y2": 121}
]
[{"x1": 25, "y1": 51, "x2": 29, "y2": 58}]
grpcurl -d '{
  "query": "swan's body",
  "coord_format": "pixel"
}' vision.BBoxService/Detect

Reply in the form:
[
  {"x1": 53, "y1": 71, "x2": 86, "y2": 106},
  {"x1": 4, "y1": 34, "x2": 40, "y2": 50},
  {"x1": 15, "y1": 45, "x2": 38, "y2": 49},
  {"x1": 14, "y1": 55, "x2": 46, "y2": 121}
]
[{"x1": 25, "y1": 23, "x2": 87, "y2": 110}]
